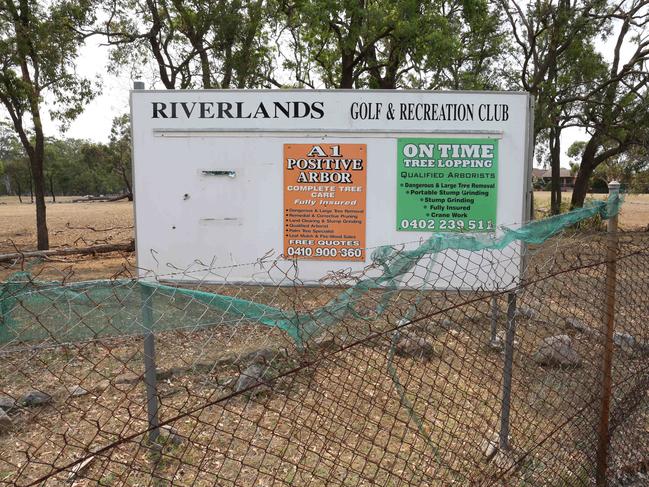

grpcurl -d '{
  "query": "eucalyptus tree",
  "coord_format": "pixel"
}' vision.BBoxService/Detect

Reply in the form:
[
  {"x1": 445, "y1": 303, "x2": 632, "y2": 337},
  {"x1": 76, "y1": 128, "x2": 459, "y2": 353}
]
[
  {"x1": 569, "y1": 0, "x2": 649, "y2": 208},
  {"x1": 277, "y1": 0, "x2": 503, "y2": 89},
  {"x1": 0, "y1": 0, "x2": 96, "y2": 249},
  {"x1": 98, "y1": 0, "x2": 274, "y2": 89},
  {"x1": 497, "y1": 0, "x2": 611, "y2": 214}
]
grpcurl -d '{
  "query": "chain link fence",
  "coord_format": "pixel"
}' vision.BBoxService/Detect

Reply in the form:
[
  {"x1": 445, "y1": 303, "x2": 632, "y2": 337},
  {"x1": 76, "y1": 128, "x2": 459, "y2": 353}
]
[{"x1": 1, "y1": 193, "x2": 648, "y2": 485}]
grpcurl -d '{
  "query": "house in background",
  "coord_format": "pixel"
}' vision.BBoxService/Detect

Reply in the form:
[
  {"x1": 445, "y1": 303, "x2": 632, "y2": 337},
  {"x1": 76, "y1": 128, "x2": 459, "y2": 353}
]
[{"x1": 532, "y1": 168, "x2": 576, "y2": 190}]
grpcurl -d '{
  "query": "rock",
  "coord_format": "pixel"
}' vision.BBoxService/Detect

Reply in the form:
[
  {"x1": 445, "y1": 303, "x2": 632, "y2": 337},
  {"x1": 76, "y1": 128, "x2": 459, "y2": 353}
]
[
  {"x1": 496, "y1": 331, "x2": 519, "y2": 347},
  {"x1": 489, "y1": 336, "x2": 504, "y2": 352},
  {"x1": 481, "y1": 433, "x2": 500, "y2": 459},
  {"x1": 0, "y1": 395, "x2": 16, "y2": 412},
  {"x1": 311, "y1": 333, "x2": 337, "y2": 351},
  {"x1": 393, "y1": 332, "x2": 435, "y2": 360},
  {"x1": 241, "y1": 348, "x2": 275, "y2": 365},
  {"x1": 0, "y1": 409, "x2": 12, "y2": 433},
  {"x1": 565, "y1": 317, "x2": 590, "y2": 333},
  {"x1": 156, "y1": 369, "x2": 174, "y2": 381},
  {"x1": 235, "y1": 364, "x2": 267, "y2": 394},
  {"x1": 487, "y1": 331, "x2": 519, "y2": 352},
  {"x1": 20, "y1": 390, "x2": 52, "y2": 407},
  {"x1": 94, "y1": 380, "x2": 110, "y2": 393},
  {"x1": 516, "y1": 306, "x2": 539, "y2": 320},
  {"x1": 114, "y1": 373, "x2": 140, "y2": 384},
  {"x1": 159, "y1": 425, "x2": 183, "y2": 446},
  {"x1": 68, "y1": 385, "x2": 88, "y2": 397},
  {"x1": 440, "y1": 318, "x2": 456, "y2": 330},
  {"x1": 614, "y1": 332, "x2": 637, "y2": 354},
  {"x1": 534, "y1": 335, "x2": 581, "y2": 367},
  {"x1": 493, "y1": 449, "x2": 517, "y2": 471}
]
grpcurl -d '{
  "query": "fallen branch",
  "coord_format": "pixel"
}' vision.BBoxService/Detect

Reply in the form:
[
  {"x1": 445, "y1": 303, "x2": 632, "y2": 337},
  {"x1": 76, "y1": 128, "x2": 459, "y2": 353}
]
[
  {"x1": 66, "y1": 222, "x2": 133, "y2": 232},
  {"x1": 0, "y1": 240, "x2": 135, "y2": 263},
  {"x1": 71, "y1": 193, "x2": 130, "y2": 203}
]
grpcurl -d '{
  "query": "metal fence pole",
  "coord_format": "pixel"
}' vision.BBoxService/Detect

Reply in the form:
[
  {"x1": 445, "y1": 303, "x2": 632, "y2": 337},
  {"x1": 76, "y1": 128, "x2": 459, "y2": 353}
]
[
  {"x1": 490, "y1": 295, "x2": 498, "y2": 344},
  {"x1": 596, "y1": 181, "x2": 620, "y2": 486},
  {"x1": 0, "y1": 287, "x2": 7, "y2": 343},
  {"x1": 499, "y1": 291, "x2": 517, "y2": 450},
  {"x1": 141, "y1": 283, "x2": 160, "y2": 444}
]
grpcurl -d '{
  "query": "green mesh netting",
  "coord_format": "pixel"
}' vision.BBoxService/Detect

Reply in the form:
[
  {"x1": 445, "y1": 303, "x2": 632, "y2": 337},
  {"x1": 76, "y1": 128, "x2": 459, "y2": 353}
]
[{"x1": 0, "y1": 195, "x2": 621, "y2": 348}]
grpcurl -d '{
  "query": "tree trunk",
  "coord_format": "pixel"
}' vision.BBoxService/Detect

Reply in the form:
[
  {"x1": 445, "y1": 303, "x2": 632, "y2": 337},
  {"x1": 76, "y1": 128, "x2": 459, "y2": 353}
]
[
  {"x1": 119, "y1": 164, "x2": 133, "y2": 200},
  {"x1": 549, "y1": 126, "x2": 562, "y2": 215},
  {"x1": 27, "y1": 163, "x2": 34, "y2": 203},
  {"x1": 339, "y1": 53, "x2": 355, "y2": 89},
  {"x1": 570, "y1": 138, "x2": 598, "y2": 209},
  {"x1": 31, "y1": 110, "x2": 49, "y2": 250},
  {"x1": 49, "y1": 173, "x2": 55, "y2": 203},
  {"x1": 15, "y1": 178, "x2": 23, "y2": 203},
  {"x1": 0, "y1": 240, "x2": 134, "y2": 263},
  {"x1": 32, "y1": 153, "x2": 49, "y2": 249},
  {"x1": 571, "y1": 165, "x2": 593, "y2": 209}
]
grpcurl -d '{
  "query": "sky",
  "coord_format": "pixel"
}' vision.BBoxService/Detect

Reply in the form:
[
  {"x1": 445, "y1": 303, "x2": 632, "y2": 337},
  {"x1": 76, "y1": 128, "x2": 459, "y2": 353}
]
[{"x1": 40, "y1": 26, "x2": 635, "y2": 169}]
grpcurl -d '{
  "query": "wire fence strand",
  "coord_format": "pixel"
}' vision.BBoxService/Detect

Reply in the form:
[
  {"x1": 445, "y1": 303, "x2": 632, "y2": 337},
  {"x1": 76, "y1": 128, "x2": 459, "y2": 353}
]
[{"x1": 1, "y1": 199, "x2": 648, "y2": 486}]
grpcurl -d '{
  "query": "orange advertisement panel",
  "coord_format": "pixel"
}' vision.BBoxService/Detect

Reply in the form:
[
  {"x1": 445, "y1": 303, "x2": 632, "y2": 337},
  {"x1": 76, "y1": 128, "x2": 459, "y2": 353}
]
[{"x1": 284, "y1": 143, "x2": 367, "y2": 261}]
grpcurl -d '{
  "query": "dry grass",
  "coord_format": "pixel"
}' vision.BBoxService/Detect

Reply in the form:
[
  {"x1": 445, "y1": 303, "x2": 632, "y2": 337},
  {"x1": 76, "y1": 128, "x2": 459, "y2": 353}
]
[
  {"x1": 1, "y1": 195, "x2": 649, "y2": 484},
  {"x1": 534, "y1": 191, "x2": 649, "y2": 229},
  {"x1": 0, "y1": 191, "x2": 647, "y2": 282},
  {"x1": 1, "y1": 233, "x2": 648, "y2": 485},
  {"x1": 0, "y1": 197, "x2": 134, "y2": 281}
]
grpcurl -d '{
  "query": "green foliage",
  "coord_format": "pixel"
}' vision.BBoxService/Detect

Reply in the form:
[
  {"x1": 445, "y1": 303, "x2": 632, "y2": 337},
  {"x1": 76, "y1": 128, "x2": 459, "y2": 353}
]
[
  {"x1": 0, "y1": 0, "x2": 97, "y2": 131},
  {"x1": 0, "y1": 112, "x2": 133, "y2": 198},
  {"x1": 277, "y1": 0, "x2": 504, "y2": 89},
  {"x1": 101, "y1": 0, "x2": 273, "y2": 89},
  {"x1": 0, "y1": 0, "x2": 98, "y2": 248}
]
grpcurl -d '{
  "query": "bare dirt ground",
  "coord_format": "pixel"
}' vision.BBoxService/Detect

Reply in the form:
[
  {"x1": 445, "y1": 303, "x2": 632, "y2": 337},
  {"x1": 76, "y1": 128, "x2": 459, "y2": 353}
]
[
  {"x1": 1, "y1": 233, "x2": 647, "y2": 485},
  {"x1": 1, "y1": 195, "x2": 649, "y2": 485},
  {"x1": 0, "y1": 197, "x2": 134, "y2": 281},
  {"x1": 534, "y1": 191, "x2": 649, "y2": 229},
  {"x1": 1, "y1": 191, "x2": 647, "y2": 282}
]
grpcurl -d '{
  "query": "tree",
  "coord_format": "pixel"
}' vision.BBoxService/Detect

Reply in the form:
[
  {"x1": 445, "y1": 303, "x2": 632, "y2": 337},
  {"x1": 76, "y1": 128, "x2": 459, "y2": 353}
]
[
  {"x1": 569, "y1": 135, "x2": 649, "y2": 194},
  {"x1": 108, "y1": 114, "x2": 132, "y2": 199},
  {"x1": 408, "y1": 0, "x2": 505, "y2": 90},
  {"x1": 279, "y1": 0, "x2": 391, "y2": 89},
  {"x1": 0, "y1": 122, "x2": 29, "y2": 200},
  {"x1": 277, "y1": 0, "x2": 503, "y2": 90},
  {"x1": 497, "y1": 0, "x2": 611, "y2": 214},
  {"x1": 569, "y1": 0, "x2": 649, "y2": 208},
  {"x1": 98, "y1": 0, "x2": 273, "y2": 89},
  {"x1": 2, "y1": 158, "x2": 31, "y2": 202},
  {"x1": 0, "y1": 0, "x2": 96, "y2": 249}
]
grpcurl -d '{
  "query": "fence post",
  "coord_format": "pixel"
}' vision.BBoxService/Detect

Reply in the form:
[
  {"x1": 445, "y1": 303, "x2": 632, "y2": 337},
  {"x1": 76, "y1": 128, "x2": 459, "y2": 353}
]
[
  {"x1": 490, "y1": 295, "x2": 498, "y2": 345},
  {"x1": 499, "y1": 291, "x2": 517, "y2": 450},
  {"x1": 141, "y1": 283, "x2": 160, "y2": 444},
  {"x1": 595, "y1": 181, "x2": 620, "y2": 486},
  {"x1": 0, "y1": 285, "x2": 7, "y2": 342}
]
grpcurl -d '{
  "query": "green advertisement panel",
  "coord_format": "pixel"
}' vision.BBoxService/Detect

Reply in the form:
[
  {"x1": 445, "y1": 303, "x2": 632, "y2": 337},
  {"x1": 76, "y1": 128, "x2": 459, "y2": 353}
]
[{"x1": 397, "y1": 138, "x2": 498, "y2": 232}]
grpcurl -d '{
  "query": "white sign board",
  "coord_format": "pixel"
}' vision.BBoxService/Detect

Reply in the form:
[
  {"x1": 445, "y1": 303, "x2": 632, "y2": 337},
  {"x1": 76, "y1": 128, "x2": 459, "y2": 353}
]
[{"x1": 130, "y1": 90, "x2": 533, "y2": 289}]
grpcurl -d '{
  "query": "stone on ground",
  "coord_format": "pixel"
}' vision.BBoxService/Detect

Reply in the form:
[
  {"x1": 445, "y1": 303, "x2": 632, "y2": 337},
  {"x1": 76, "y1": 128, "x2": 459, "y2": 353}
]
[
  {"x1": 393, "y1": 332, "x2": 435, "y2": 360},
  {"x1": 20, "y1": 390, "x2": 52, "y2": 407},
  {"x1": 68, "y1": 385, "x2": 89, "y2": 397},
  {"x1": 534, "y1": 335, "x2": 581, "y2": 367},
  {"x1": 0, "y1": 409, "x2": 12, "y2": 433},
  {"x1": 565, "y1": 317, "x2": 590, "y2": 333},
  {"x1": 235, "y1": 364, "x2": 267, "y2": 394},
  {"x1": 159, "y1": 425, "x2": 183, "y2": 445},
  {"x1": 516, "y1": 306, "x2": 539, "y2": 320},
  {"x1": 0, "y1": 395, "x2": 16, "y2": 412},
  {"x1": 614, "y1": 332, "x2": 637, "y2": 354}
]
